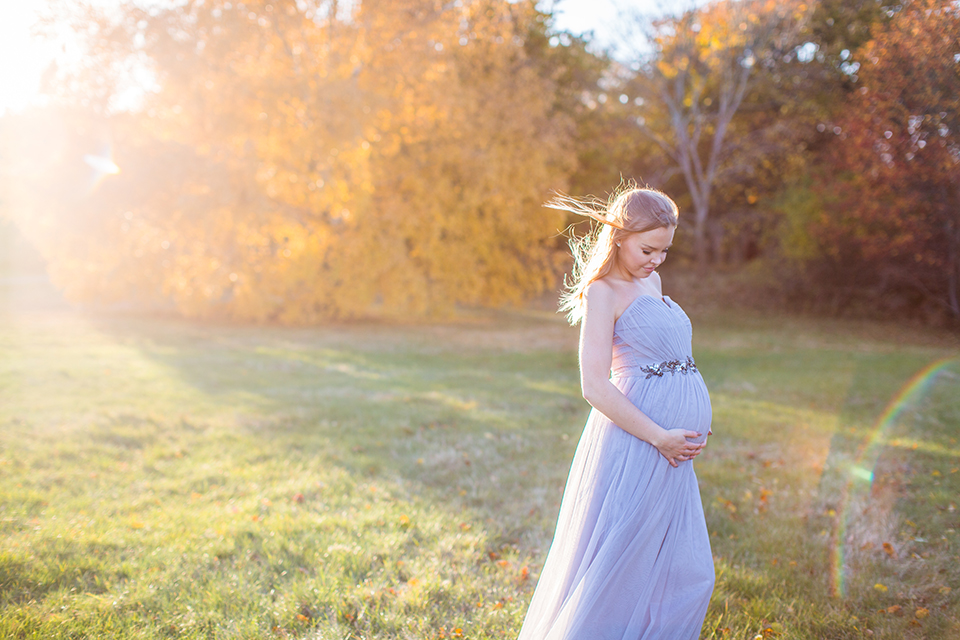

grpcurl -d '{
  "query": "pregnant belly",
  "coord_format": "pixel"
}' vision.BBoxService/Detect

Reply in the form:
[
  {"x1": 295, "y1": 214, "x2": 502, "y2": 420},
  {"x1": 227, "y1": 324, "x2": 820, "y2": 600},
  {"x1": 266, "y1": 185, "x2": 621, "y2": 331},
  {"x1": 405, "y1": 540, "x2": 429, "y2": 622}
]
[{"x1": 616, "y1": 373, "x2": 713, "y2": 445}]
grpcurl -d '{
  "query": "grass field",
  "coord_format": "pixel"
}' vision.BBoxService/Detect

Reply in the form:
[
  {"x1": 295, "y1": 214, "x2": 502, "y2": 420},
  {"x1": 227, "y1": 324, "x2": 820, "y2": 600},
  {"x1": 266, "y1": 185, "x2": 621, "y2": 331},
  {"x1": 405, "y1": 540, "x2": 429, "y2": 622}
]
[{"x1": 1, "y1": 292, "x2": 959, "y2": 639}]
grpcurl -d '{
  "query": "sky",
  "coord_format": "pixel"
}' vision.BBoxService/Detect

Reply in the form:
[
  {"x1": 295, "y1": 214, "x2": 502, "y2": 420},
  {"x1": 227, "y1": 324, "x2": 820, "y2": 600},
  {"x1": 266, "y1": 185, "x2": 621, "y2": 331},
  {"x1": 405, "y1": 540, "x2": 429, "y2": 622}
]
[
  {"x1": 1, "y1": 2, "x2": 56, "y2": 115},
  {"x1": 0, "y1": 0, "x2": 688, "y2": 115}
]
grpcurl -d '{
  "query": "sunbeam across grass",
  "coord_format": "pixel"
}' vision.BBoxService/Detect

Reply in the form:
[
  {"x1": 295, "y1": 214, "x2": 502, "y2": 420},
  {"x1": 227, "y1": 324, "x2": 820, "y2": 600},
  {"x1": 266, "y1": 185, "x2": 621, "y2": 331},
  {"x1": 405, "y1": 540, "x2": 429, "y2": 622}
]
[{"x1": 0, "y1": 308, "x2": 958, "y2": 638}]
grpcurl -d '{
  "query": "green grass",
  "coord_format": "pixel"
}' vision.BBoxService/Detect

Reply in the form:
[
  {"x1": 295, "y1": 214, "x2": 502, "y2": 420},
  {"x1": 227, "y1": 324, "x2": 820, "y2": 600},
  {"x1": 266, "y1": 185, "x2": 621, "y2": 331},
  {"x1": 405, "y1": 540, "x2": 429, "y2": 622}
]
[{"x1": 0, "y1": 303, "x2": 958, "y2": 639}]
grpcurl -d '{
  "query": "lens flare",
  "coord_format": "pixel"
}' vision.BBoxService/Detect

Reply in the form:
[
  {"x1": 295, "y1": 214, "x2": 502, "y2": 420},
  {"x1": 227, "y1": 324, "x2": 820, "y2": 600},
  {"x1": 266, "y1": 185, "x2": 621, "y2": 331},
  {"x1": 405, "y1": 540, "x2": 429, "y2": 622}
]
[
  {"x1": 82, "y1": 147, "x2": 121, "y2": 194},
  {"x1": 83, "y1": 153, "x2": 120, "y2": 175},
  {"x1": 830, "y1": 357, "x2": 956, "y2": 598}
]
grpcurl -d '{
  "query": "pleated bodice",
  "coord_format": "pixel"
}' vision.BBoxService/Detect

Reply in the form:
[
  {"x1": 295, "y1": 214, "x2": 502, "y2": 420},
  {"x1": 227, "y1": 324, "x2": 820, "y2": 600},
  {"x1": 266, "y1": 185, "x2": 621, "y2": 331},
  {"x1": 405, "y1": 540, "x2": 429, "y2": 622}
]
[{"x1": 611, "y1": 295, "x2": 694, "y2": 378}]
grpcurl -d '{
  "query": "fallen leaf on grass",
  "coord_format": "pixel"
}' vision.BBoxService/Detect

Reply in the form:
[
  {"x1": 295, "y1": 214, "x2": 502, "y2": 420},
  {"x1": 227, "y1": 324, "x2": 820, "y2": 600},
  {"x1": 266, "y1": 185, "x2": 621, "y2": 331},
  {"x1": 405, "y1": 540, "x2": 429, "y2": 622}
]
[
  {"x1": 915, "y1": 608, "x2": 929, "y2": 619},
  {"x1": 885, "y1": 605, "x2": 901, "y2": 614},
  {"x1": 715, "y1": 496, "x2": 737, "y2": 514},
  {"x1": 873, "y1": 583, "x2": 888, "y2": 592},
  {"x1": 882, "y1": 542, "x2": 896, "y2": 558}
]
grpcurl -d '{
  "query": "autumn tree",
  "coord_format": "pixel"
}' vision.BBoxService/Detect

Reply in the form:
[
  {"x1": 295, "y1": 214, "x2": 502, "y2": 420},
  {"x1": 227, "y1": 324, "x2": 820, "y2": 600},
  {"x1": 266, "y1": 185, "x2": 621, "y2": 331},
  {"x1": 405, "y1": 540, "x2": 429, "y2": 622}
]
[
  {"x1": 622, "y1": 0, "x2": 807, "y2": 265},
  {"x1": 763, "y1": 0, "x2": 893, "y2": 265},
  {"x1": 693, "y1": 0, "x2": 894, "y2": 265},
  {"x1": 807, "y1": 0, "x2": 960, "y2": 319},
  {"x1": 12, "y1": 0, "x2": 577, "y2": 321}
]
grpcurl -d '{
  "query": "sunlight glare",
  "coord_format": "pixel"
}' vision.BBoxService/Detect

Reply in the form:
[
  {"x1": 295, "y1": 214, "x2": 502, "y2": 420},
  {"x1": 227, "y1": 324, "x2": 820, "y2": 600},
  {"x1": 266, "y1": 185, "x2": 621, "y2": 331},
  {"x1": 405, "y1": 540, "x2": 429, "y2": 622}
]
[
  {"x1": 0, "y1": 2, "x2": 54, "y2": 114},
  {"x1": 83, "y1": 153, "x2": 121, "y2": 175}
]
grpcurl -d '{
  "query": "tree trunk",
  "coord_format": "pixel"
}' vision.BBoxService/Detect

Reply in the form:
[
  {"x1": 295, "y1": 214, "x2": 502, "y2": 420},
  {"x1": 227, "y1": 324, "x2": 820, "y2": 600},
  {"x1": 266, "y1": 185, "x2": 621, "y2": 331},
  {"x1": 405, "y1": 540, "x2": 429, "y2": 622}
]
[
  {"x1": 692, "y1": 195, "x2": 710, "y2": 271},
  {"x1": 948, "y1": 188, "x2": 960, "y2": 319}
]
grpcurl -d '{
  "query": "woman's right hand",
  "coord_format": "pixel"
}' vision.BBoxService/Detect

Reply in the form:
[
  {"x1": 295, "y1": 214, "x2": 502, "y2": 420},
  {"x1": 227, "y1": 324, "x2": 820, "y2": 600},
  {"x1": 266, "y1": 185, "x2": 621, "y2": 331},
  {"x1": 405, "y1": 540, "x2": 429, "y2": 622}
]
[{"x1": 653, "y1": 428, "x2": 704, "y2": 467}]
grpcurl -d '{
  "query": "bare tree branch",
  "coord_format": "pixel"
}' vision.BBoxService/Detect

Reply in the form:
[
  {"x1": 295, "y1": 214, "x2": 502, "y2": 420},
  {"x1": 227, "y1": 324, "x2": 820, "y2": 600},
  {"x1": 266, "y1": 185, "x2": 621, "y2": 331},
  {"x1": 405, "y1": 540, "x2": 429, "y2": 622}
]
[{"x1": 626, "y1": 0, "x2": 804, "y2": 266}]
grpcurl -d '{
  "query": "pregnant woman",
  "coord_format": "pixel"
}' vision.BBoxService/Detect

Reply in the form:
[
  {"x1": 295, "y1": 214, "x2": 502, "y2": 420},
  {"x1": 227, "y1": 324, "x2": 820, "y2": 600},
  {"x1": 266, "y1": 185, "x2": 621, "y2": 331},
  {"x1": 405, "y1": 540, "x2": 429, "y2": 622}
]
[{"x1": 517, "y1": 187, "x2": 715, "y2": 640}]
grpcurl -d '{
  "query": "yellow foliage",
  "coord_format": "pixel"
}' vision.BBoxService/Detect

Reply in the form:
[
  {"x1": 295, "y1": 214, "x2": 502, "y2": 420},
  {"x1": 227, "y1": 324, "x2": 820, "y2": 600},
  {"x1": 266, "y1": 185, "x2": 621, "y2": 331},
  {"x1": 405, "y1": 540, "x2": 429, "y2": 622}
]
[{"x1": 9, "y1": 0, "x2": 575, "y2": 321}]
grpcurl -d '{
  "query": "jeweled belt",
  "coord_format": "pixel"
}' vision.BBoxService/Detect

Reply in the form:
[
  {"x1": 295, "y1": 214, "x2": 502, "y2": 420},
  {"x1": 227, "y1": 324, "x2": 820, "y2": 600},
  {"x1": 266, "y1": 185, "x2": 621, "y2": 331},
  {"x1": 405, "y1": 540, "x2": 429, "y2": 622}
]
[{"x1": 639, "y1": 356, "x2": 698, "y2": 379}]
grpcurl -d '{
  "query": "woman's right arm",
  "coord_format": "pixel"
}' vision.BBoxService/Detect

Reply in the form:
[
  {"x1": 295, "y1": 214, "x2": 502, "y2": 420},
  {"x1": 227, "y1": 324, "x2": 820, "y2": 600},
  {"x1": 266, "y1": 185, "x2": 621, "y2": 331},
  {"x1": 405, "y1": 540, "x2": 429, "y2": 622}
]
[{"x1": 579, "y1": 282, "x2": 704, "y2": 467}]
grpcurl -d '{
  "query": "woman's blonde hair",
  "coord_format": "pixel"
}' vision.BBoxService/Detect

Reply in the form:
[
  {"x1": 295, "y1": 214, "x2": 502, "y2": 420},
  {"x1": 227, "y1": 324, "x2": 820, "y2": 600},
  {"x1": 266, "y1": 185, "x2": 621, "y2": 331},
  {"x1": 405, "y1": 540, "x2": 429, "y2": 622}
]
[{"x1": 550, "y1": 186, "x2": 679, "y2": 325}]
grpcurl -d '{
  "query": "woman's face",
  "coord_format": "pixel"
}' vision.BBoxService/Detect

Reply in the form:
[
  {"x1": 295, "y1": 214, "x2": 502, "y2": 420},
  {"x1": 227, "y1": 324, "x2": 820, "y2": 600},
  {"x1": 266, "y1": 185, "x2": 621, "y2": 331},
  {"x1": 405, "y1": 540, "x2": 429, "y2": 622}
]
[{"x1": 616, "y1": 225, "x2": 675, "y2": 280}]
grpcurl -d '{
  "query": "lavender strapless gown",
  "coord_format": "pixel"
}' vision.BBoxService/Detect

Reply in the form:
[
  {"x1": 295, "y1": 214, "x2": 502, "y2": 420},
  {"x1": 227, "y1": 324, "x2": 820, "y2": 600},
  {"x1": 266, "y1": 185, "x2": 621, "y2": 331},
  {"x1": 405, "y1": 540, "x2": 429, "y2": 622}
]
[{"x1": 518, "y1": 295, "x2": 714, "y2": 640}]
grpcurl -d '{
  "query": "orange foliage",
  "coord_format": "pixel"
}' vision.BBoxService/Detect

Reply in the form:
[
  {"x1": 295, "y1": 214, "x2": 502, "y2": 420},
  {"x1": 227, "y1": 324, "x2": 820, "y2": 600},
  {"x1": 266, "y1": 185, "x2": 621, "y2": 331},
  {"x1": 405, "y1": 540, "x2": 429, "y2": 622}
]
[
  {"x1": 8, "y1": 0, "x2": 575, "y2": 321},
  {"x1": 810, "y1": 0, "x2": 960, "y2": 319}
]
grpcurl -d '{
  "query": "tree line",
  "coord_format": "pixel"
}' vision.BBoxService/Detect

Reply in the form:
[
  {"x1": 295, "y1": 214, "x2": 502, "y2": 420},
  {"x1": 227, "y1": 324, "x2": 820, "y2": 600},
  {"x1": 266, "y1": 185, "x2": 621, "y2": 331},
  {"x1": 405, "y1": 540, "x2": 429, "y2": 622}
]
[{"x1": 2, "y1": 0, "x2": 957, "y2": 323}]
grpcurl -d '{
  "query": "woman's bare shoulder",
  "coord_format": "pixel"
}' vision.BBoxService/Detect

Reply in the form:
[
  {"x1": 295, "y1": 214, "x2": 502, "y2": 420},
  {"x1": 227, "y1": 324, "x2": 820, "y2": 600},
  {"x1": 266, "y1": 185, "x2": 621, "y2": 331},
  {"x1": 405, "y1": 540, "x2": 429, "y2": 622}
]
[
  {"x1": 582, "y1": 279, "x2": 618, "y2": 321},
  {"x1": 584, "y1": 278, "x2": 615, "y2": 301},
  {"x1": 586, "y1": 277, "x2": 638, "y2": 322}
]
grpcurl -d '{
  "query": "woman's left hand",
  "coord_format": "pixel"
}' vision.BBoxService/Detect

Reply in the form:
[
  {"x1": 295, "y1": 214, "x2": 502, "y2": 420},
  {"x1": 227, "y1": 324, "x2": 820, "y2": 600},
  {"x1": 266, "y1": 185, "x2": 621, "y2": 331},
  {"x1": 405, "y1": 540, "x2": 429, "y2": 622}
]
[{"x1": 679, "y1": 431, "x2": 711, "y2": 462}]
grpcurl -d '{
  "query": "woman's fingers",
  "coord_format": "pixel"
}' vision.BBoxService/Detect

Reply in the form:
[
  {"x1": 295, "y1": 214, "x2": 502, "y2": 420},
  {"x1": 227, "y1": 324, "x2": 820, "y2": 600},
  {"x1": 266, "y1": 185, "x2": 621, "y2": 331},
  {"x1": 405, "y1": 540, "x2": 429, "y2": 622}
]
[
  {"x1": 679, "y1": 438, "x2": 708, "y2": 461},
  {"x1": 659, "y1": 429, "x2": 709, "y2": 467}
]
